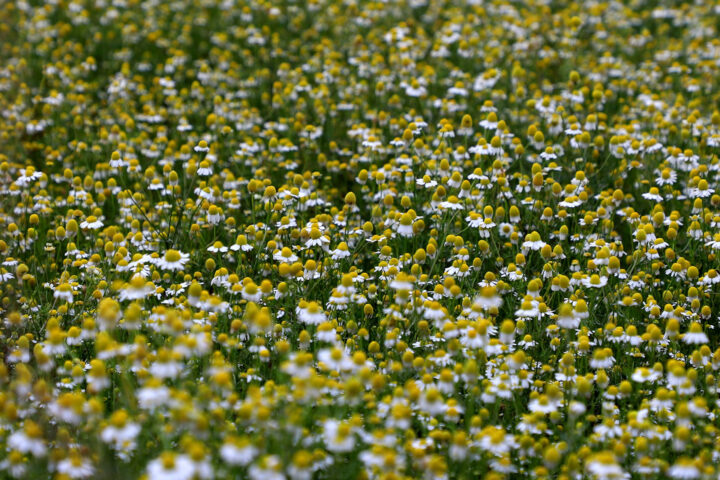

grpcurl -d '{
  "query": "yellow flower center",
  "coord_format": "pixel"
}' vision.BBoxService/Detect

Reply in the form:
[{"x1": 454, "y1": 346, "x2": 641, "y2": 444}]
[{"x1": 165, "y1": 250, "x2": 182, "y2": 262}]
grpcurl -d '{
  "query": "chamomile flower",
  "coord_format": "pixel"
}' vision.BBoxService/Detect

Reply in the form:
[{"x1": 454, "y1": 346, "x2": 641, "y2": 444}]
[
  {"x1": 156, "y1": 249, "x2": 190, "y2": 271},
  {"x1": 80, "y1": 216, "x2": 103, "y2": 230},
  {"x1": 57, "y1": 453, "x2": 95, "y2": 479},
  {"x1": 53, "y1": 282, "x2": 74, "y2": 303},
  {"x1": 194, "y1": 140, "x2": 210, "y2": 153},
  {"x1": 8, "y1": 423, "x2": 46, "y2": 457},
  {"x1": 147, "y1": 453, "x2": 196, "y2": 480},
  {"x1": 101, "y1": 410, "x2": 141, "y2": 456},
  {"x1": 297, "y1": 301, "x2": 327, "y2": 325},
  {"x1": 683, "y1": 322, "x2": 708, "y2": 345},
  {"x1": 119, "y1": 275, "x2": 155, "y2": 301},
  {"x1": 586, "y1": 452, "x2": 629, "y2": 480},
  {"x1": 15, "y1": 167, "x2": 43, "y2": 187}
]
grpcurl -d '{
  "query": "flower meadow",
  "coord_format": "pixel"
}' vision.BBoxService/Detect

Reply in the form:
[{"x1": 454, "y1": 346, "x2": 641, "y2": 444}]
[{"x1": 5, "y1": 0, "x2": 720, "y2": 479}]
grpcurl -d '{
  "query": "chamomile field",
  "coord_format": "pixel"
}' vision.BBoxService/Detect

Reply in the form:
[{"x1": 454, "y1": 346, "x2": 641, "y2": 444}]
[{"x1": 2, "y1": 0, "x2": 720, "y2": 479}]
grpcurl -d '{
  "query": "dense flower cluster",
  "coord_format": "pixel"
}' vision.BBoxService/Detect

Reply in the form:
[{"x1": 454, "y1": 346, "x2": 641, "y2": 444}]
[{"x1": 3, "y1": 0, "x2": 720, "y2": 478}]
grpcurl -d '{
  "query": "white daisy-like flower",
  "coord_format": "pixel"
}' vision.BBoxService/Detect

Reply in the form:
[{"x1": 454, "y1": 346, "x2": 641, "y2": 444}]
[
  {"x1": 57, "y1": 454, "x2": 95, "y2": 479},
  {"x1": 156, "y1": 249, "x2": 190, "y2": 271},
  {"x1": 146, "y1": 453, "x2": 196, "y2": 480},
  {"x1": 586, "y1": 453, "x2": 629, "y2": 480},
  {"x1": 207, "y1": 241, "x2": 228, "y2": 253},
  {"x1": 100, "y1": 415, "x2": 141, "y2": 455},
  {"x1": 53, "y1": 283, "x2": 74, "y2": 303},
  {"x1": 581, "y1": 274, "x2": 608, "y2": 288},
  {"x1": 80, "y1": 216, "x2": 104, "y2": 230},
  {"x1": 249, "y1": 456, "x2": 286, "y2": 480},
  {"x1": 683, "y1": 323, "x2": 708, "y2": 345},
  {"x1": 395, "y1": 213, "x2": 416, "y2": 237},
  {"x1": 15, "y1": 167, "x2": 43, "y2": 187},
  {"x1": 296, "y1": 301, "x2": 326, "y2": 325},
  {"x1": 7, "y1": 429, "x2": 47, "y2": 457},
  {"x1": 322, "y1": 418, "x2": 356, "y2": 452},
  {"x1": 119, "y1": 275, "x2": 155, "y2": 301},
  {"x1": 667, "y1": 459, "x2": 700, "y2": 480},
  {"x1": 318, "y1": 347, "x2": 355, "y2": 372},
  {"x1": 631, "y1": 367, "x2": 661, "y2": 383},
  {"x1": 194, "y1": 141, "x2": 210, "y2": 152},
  {"x1": 220, "y1": 438, "x2": 258, "y2": 466},
  {"x1": 137, "y1": 382, "x2": 171, "y2": 411}
]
